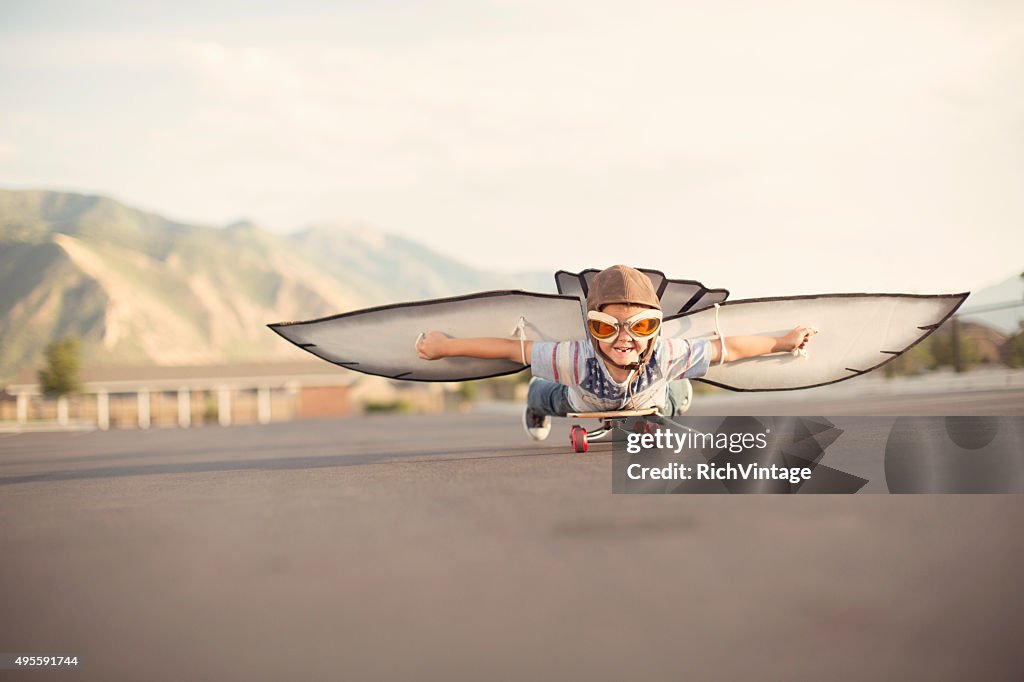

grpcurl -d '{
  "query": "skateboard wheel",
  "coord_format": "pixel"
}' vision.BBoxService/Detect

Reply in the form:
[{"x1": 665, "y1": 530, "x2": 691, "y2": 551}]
[
  {"x1": 570, "y1": 425, "x2": 588, "y2": 453},
  {"x1": 633, "y1": 419, "x2": 654, "y2": 435}
]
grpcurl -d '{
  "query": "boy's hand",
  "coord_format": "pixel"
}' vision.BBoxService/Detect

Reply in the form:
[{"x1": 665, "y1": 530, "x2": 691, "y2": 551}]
[
  {"x1": 416, "y1": 331, "x2": 450, "y2": 360},
  {"x1": 779, "y1": 326, "x2": 817, "y2": 353}
]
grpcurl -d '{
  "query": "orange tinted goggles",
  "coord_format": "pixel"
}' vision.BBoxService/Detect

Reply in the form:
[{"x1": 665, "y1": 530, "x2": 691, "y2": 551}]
[{"x1": 586, "y1": 310, "x2": 663, "y2": 340}]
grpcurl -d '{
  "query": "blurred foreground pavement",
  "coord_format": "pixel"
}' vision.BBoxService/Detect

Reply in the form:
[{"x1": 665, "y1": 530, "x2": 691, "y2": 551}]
[{"x1": 1, "y1": 414, "x2": 1022, "y2": 681}]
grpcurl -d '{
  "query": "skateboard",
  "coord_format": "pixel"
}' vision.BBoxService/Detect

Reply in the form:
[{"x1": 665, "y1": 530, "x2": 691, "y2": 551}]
[{"x1": 565, "y1": 408, "x2": 659, "y2": 453}]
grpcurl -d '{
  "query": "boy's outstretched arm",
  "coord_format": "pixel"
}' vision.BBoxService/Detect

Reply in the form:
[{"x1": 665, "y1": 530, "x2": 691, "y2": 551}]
[
  {"x1": 416, "y1": 331, "x2": 533, "y2": 365},
  {"x1": 709, "y1": 326, "x2": 816, "y2": 364}
]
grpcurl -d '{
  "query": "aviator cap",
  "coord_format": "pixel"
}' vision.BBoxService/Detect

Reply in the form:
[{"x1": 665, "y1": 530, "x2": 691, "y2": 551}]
[{"x1": 585, "y1": 265, "x2": 661, "y2": 313}]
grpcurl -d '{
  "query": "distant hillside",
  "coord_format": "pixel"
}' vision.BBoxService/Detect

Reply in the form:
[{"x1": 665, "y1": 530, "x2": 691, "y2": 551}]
[
  {"x1": 958, "y1": 273, "x2": 1024, "y2": 334},
  {"x1": 287, "y1": 221, "x2": 550, "y2": 304},
  {"x1": 0, "y1": 189, "x2": 551, "y2": 381}
]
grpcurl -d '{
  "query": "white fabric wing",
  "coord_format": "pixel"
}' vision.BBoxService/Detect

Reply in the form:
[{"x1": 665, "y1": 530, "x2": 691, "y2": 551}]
[
  {"x1": 660, "y1": 293, "x2": 967, "y2": 391},
  {"x1": 269, "y1": 291, "x2": 586, "y2": 381}
]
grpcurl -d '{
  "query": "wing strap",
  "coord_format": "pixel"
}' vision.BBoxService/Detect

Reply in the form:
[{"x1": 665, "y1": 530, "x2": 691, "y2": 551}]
[
  {"x1": 714, "y1": 303, "x2": 728, "y2": 366},
  {"x1": 511, "y1": 316, "x2": 528, "y2": 366}
]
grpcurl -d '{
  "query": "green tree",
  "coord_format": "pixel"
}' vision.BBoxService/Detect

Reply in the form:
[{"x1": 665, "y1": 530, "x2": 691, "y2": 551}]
[
  {"x1": 883, "y1": 341, "x2": 935, "y2": 377},
  {"x1": 929, "y1": 323, "x2": 981, "y2": 371},
  {"x1": 458, "y1": 380, "x2": 478, "y2": 402},
  {"x1": 38, "y1": 336, "x2": 82, "y2": 397},
  {"x1": 1006, "y1": 323, "x2": 1024, "y2": 368}
]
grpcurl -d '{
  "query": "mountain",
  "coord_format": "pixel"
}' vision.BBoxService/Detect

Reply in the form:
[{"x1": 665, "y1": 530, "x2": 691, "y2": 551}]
[
  {"x1": 287, "y1": 221, "x2": 550, "y2": 303},
  {"x1": 0, "y1": 189, "x2": 551, "y2": 381}
]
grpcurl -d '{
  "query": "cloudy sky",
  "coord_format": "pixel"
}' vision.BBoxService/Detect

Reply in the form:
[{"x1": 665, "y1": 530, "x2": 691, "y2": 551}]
[{"x1": 1, "y1": 0, "x2": 1022, "y2": 298}]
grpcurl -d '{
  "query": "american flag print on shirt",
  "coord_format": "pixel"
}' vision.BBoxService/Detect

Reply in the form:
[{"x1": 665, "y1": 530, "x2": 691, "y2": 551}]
[{"x1": 530, "y1": 337, "x2": 712, "y2": 412}]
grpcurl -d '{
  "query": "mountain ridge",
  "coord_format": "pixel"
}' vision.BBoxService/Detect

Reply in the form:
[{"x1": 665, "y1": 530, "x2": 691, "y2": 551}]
[
  {"x1": 0, "y1": 189, "x2": 551, "y2": 381},
  {"x1": 5, "y1": 188, "x2": 1017, "y2": 383}
]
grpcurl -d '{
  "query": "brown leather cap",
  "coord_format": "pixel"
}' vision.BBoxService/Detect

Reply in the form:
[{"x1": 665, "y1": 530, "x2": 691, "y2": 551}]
[{"x1": 585, "y1": 265, "x2": 661, "y2": 312}]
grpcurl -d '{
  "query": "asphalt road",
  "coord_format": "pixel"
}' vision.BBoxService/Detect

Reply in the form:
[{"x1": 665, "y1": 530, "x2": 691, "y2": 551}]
[{"x1": 1, "y1": 396, "x2": 1023, "y2": 680}]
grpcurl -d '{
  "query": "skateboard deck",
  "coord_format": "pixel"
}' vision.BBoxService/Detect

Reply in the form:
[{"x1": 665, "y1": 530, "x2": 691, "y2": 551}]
[
  {"x1": 566, "y1": 408, "x2": 658, "y2": 419},
  {"x1": 566, "y1": 408, "x2": 660, "y2": 453}
]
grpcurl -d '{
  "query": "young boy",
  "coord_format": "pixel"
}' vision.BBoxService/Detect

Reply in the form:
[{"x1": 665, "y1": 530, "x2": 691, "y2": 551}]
[{"x1": 416, "y1": 264, "x2": 815, "y2": 441}]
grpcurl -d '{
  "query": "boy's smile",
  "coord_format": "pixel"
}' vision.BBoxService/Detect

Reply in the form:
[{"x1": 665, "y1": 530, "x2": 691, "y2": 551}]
[
  {"x1": 595, "y1": 303, "x2": 655, "y2": 370},
  {"x1": 603, "y1": 335, "x2": 643, "y2": 365}
]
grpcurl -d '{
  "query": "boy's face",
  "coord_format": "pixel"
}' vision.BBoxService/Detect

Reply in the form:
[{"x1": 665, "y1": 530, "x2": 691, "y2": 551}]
[{"x1": 595, "y1": 303, "x2": 656, "y2": 366}]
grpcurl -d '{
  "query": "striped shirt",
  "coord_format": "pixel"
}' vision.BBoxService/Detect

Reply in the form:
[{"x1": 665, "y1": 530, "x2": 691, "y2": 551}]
[{"x1": 530, "y1": 337, "x2": 712, "y2": 412}]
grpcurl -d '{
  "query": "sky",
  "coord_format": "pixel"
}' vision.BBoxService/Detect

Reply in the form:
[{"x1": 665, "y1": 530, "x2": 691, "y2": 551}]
[{"x1": 1, "y1": 0, "x2": 1022, "y2": 299}]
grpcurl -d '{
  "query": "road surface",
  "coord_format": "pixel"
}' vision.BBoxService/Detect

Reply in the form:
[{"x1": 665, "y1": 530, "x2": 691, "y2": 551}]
[{"x1": 1, "y1": 394, "x2": 1022, "y2": 680}]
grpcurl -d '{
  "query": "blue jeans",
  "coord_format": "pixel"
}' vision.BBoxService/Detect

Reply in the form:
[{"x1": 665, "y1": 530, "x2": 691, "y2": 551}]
[
  {"x1": 527, "y1": 378, "x2": 690, "y2": 417},
  {"x1": 527, "y1": 378, "x2": 574, "y2": 417}
]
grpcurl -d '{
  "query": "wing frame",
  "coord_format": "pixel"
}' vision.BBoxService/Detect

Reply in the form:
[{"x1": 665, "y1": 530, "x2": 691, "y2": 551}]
[{"x1": 554, "y1": 267, "x2": 730, "y2": 315}]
